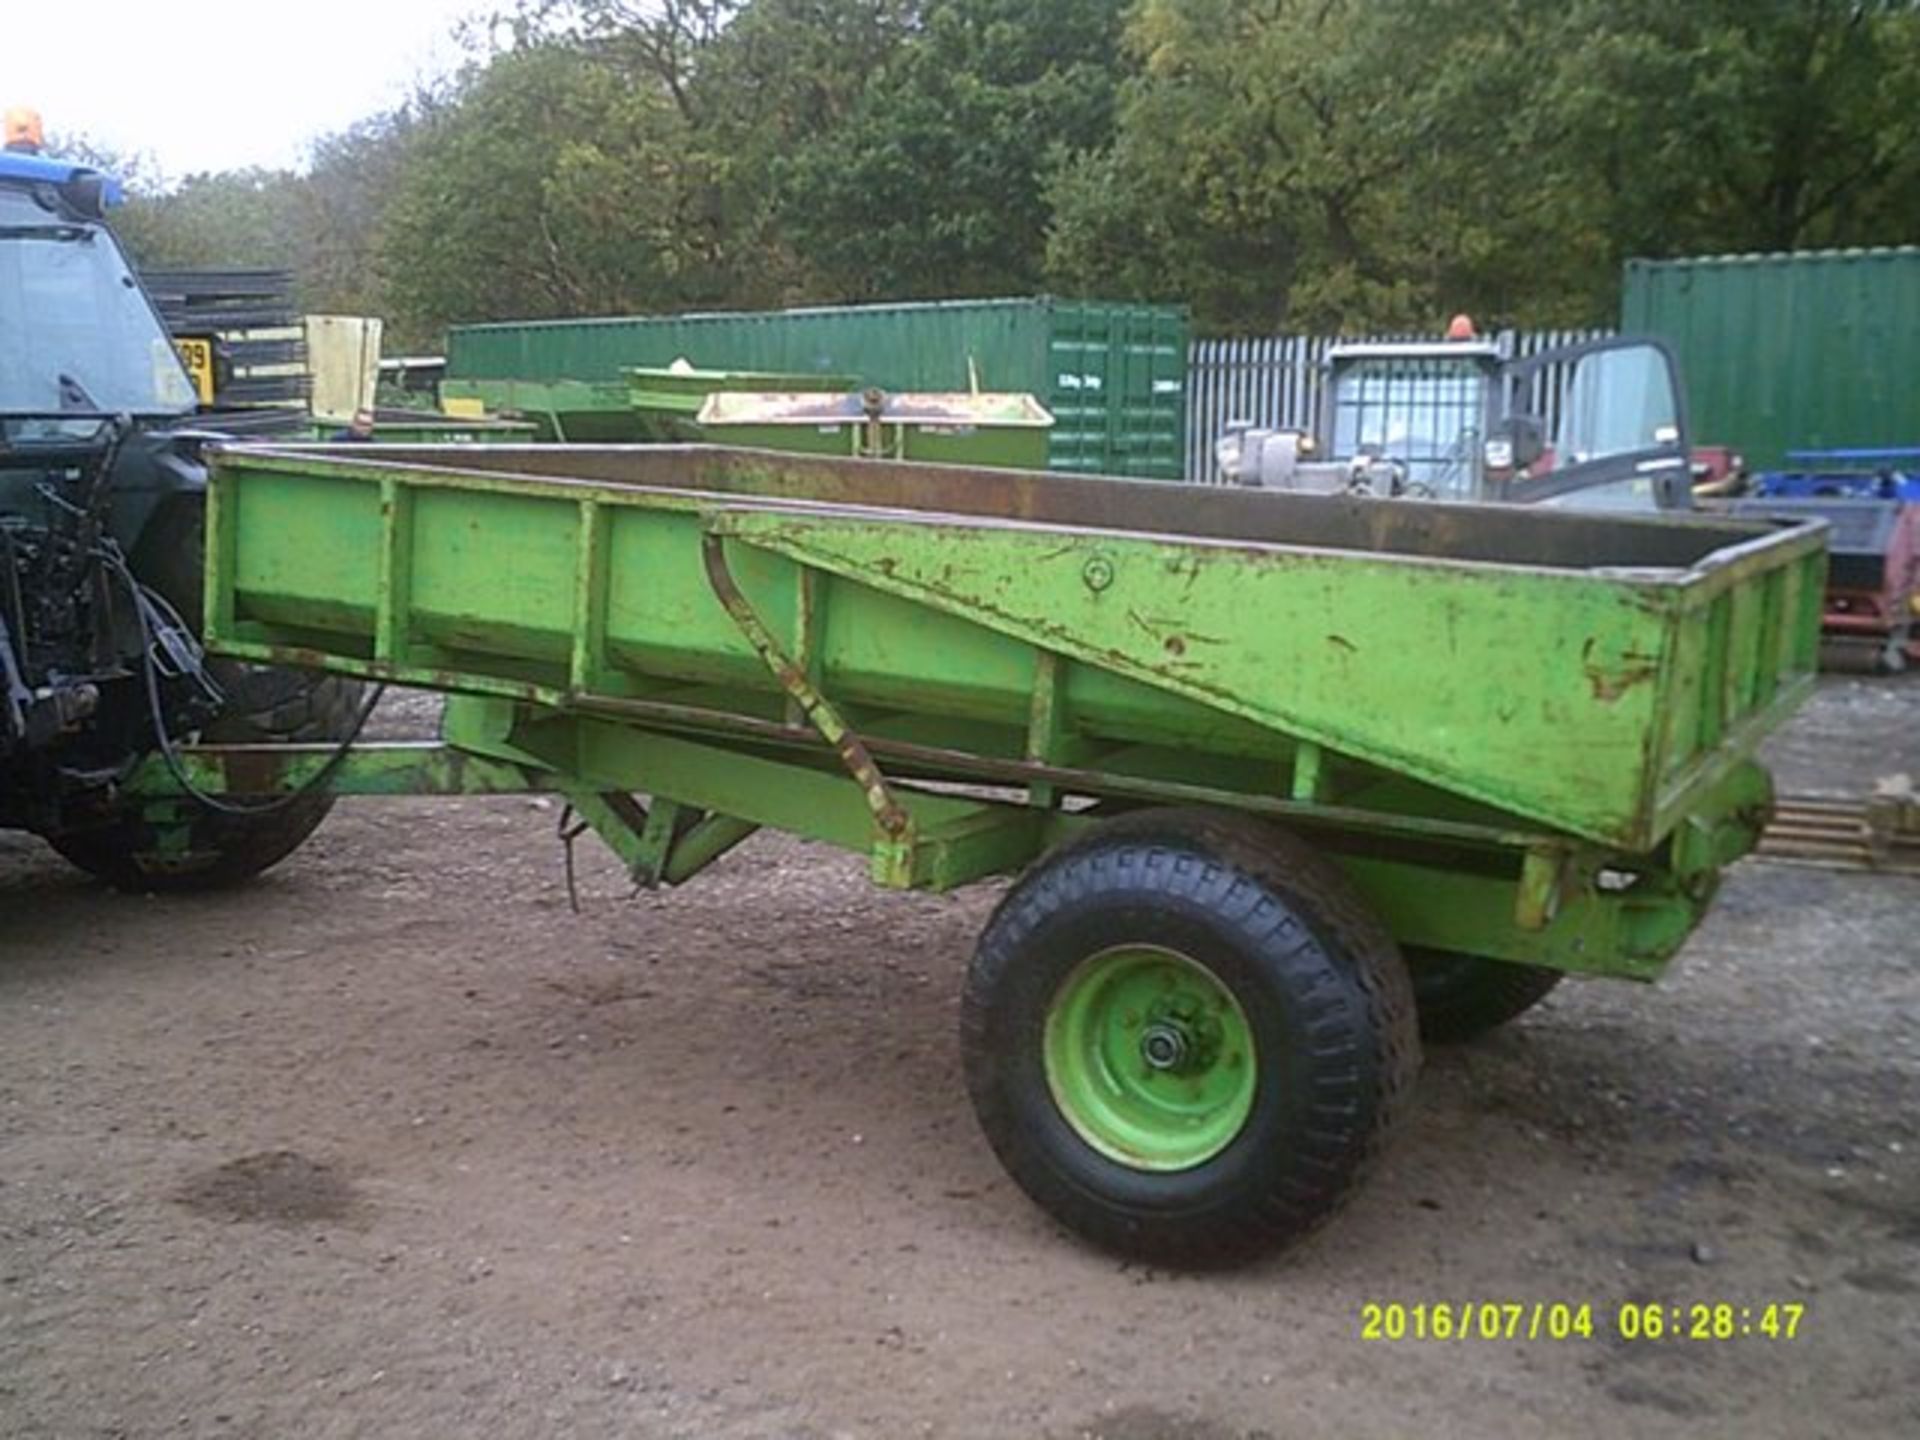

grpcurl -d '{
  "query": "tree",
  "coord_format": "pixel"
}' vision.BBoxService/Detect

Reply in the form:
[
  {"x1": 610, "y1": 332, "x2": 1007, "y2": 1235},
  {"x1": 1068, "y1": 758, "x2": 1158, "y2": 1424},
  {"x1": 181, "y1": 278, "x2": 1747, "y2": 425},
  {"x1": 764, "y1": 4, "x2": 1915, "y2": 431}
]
[
  {"x1": 1044, "y1": 0, "x2": 1582, "y2": 332},
  {"x1": 296, "y1": 111, "x2": 424, "y2": 320},
  {"x1": 1544, "y1": 0, "x2": 1920, "y2": 260},
  {"x1": 113, "y1": 168, "x2": 305, "y2": 272},
  {"x1": 535, "y1": 1, "x2": 745, "y2": 121},
  {"x1": 1046, "y1": 0, "x2": 1920, "y2": 334},
  {"x1": 378, "y1": 42, "x2": 717, "y2": 340},
  {"x1": 773, "y1": 0, "x2": 1133, "y2": 300}
]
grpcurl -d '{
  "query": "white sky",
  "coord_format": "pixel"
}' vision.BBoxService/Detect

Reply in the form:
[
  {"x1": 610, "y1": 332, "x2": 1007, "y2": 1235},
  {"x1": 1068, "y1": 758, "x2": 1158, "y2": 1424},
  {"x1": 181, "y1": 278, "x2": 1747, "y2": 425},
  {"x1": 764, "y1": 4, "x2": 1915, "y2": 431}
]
[{"x1": 0, "y1": 0, "x2": 486, "y2": 182}]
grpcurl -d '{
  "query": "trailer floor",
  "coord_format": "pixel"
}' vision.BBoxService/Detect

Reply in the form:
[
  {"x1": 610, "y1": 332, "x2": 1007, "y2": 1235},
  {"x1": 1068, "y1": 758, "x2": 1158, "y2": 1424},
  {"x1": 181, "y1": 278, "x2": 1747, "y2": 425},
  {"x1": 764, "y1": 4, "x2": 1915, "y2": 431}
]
[{"x1": 2, "y1": 681, "x2": 1917, "y2": 1440}]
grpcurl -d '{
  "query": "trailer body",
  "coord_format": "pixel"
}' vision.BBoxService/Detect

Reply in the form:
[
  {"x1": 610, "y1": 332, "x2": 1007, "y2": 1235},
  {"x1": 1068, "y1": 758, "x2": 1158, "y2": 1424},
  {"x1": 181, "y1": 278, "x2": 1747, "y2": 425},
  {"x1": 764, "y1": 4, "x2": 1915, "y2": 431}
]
[{"x1": 171, "y1": 443, "x2": 1819, "y2": 975}]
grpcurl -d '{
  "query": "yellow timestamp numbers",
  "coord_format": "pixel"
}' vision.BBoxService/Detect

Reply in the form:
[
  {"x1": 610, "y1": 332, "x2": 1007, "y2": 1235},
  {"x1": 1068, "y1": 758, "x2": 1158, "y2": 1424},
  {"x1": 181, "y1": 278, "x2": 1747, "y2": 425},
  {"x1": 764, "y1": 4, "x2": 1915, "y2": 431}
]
[{"x1": 1360, "y1": 1301, "x2": 1806, "y2": 1343}]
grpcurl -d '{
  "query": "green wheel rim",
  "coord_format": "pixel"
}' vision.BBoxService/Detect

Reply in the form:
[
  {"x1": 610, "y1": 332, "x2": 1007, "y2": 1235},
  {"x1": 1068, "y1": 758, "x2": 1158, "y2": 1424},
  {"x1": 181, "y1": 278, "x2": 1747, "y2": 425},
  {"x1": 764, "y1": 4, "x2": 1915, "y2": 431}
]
[{"x1": 1043, "y1": 944, "x2": 1257, "y2": 1172}]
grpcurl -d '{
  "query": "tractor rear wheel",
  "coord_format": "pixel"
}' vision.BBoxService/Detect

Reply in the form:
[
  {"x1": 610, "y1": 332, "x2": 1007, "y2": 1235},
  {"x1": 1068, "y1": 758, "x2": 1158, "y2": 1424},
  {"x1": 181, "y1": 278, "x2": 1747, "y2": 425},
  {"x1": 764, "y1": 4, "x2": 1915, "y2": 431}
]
[{"x1": 48, "y1": 497, "x2": 363, "y2": 892}]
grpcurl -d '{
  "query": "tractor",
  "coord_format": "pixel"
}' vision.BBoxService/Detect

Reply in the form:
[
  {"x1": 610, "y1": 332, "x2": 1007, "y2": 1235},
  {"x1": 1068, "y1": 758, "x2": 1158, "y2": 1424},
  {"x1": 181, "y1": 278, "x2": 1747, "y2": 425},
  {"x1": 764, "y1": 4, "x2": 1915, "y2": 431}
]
[{"x1": 0, "y1": 123, "x2": 359, "y2": 889}]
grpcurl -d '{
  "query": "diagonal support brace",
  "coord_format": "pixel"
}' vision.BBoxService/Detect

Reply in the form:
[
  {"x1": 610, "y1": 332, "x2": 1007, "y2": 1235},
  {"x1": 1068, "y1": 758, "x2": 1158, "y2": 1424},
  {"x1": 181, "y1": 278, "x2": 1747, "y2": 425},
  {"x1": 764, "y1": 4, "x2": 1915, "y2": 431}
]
[{"x1": 700, "y1": 528, "x2": 910, "y2": 840}]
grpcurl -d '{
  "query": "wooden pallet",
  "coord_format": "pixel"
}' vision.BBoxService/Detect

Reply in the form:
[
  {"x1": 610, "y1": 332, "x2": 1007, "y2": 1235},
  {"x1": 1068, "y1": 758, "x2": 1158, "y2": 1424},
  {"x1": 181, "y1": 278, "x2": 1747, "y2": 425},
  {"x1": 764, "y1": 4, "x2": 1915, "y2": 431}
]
[{"x1": 1758, "y1": 794, "x2": 1920, "y2": 875}]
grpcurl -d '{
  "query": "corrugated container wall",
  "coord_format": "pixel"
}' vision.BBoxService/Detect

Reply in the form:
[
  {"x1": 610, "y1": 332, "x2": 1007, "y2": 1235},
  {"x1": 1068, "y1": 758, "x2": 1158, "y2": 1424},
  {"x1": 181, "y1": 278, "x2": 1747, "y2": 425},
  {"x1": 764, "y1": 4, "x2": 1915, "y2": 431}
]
[
  {"x1": 445, "y1": 298, "x2": 1189, "y2": 479},
  {"x1": 1620, "y1": 248, "x2": 1920, "y2": 470}
]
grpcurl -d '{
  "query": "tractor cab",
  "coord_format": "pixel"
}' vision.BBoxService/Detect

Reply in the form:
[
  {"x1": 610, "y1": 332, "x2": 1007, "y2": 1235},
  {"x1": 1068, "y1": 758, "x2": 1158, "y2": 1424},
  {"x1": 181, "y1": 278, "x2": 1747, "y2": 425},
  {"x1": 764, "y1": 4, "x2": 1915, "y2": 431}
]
[{"x1": 0, "y1": 149, "x2": 198, "y2": 436}]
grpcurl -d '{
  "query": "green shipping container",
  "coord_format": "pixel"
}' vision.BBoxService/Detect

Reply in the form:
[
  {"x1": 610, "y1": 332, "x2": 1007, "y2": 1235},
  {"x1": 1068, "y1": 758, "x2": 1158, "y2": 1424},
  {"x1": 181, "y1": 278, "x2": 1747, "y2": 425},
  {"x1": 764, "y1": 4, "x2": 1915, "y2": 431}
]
[
  {"x1": 445, "y1": 297, "x2": 1189, "y2": 479},
  {"x1": 1621, "y1": 248, "x2": 1920, "y2": 470}
]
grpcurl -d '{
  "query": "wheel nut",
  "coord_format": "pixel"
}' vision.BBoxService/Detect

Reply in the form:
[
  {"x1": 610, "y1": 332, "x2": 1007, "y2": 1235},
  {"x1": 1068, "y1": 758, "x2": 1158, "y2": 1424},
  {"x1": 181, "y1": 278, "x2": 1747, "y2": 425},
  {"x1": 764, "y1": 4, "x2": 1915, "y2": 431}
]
[{"x1": 1140, "y1": 1023, "x2": 1188, "y2": 1072}]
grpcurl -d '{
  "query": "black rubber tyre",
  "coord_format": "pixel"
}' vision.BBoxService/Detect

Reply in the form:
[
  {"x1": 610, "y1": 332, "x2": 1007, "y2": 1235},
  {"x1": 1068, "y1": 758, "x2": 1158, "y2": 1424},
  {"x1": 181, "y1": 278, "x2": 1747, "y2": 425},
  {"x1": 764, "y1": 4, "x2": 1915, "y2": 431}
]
[
  {"x1": 1404, "y1": 949, "x2": 1563, "y2": 1043},
  {"x1": 47, "y1": 497, "x2": 363, "y2": 892},
  {"x1": 961, "y1": 808, "x2": 1419, "y2": 1266}
]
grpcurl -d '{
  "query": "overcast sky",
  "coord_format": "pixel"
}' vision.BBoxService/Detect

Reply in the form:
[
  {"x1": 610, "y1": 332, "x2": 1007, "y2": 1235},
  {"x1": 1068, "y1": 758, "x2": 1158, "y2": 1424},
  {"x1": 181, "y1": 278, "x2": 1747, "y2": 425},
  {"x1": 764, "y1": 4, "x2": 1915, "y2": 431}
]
[{"x1": 1, "y1": 0, "x2": 486, "y2": 181}]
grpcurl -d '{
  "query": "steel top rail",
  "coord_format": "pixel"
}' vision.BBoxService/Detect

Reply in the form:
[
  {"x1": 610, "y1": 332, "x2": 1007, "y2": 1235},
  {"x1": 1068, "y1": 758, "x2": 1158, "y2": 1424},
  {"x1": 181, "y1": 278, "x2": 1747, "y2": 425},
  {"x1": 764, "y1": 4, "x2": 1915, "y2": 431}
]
[{"x1": 215, "y1": 440, "x2": 1806, "y2": 578}]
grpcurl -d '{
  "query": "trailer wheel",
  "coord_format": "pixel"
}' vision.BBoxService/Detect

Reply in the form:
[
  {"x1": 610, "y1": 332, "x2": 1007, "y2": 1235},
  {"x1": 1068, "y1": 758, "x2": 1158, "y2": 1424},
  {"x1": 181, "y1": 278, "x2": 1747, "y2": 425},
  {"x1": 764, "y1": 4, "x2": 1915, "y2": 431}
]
[
  {"x1": 1404, "y1": 949, "x2": 1563, "y2": 1043},
  {"x1": 48, "y1": 497, "x2": 362, "y2": 893},
  {"x1": 961, "y1": 809, "x2": 1418, "y2": 1265}
]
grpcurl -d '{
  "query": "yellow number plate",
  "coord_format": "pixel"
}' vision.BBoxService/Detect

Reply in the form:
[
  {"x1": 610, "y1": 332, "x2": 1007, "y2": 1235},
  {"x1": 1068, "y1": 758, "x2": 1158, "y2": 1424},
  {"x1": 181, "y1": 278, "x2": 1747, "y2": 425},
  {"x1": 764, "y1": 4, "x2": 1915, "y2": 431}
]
[{"x1": 173, "y1": 337, "x2": 216, "y2": 405}]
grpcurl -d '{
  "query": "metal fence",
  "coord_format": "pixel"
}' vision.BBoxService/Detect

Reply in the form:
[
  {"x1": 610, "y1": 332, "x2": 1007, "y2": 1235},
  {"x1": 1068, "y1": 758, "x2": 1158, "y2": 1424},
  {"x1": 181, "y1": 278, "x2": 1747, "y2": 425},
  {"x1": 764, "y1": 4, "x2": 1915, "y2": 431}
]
[{"x1": 1184, "y1": 328, "x2": 1609, "y2": 481}]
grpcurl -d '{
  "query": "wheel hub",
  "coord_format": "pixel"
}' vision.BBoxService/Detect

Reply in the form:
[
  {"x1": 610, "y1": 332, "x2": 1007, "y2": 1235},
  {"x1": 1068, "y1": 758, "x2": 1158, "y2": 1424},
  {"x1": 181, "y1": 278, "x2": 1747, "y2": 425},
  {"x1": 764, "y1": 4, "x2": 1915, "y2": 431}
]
[{"x1": 1043, "y1": 944, "x2": 1257, "y2": 1172}]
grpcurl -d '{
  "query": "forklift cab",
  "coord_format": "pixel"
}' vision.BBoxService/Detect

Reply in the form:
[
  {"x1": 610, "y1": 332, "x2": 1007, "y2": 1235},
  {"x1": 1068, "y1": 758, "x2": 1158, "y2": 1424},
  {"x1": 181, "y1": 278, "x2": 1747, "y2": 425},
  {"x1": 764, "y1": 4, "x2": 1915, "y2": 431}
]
[{"x1": 1319, "y1": 335, "x2": 1693, "y2": 510}]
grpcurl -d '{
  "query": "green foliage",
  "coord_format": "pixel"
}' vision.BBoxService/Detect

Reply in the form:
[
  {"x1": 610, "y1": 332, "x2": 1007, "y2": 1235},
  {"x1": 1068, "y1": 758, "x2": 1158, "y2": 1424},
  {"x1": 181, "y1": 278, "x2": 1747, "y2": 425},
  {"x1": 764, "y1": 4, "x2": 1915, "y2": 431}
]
[
  {"x1": 773, "y1": 0, "x2": 1132, "y2": 299},
  {"x1": 1044, "y1": 0, "x2": 1591, "y2": 331},
  {"x1": 297, "y1": 113, "x2": 424, "y2": 321},
  {"x1": 66, "y1": 0, "x2": 1920, "y2": 345},
  {"x1": 1542, "y1": 0, "x2": 1920, "y2": 256},
  {"x1": 1045, "y1": 0, "x2": 1920, "y2": 332},
  {"x1": 684, "y1": 0, "x2": 923, "y2": 302},
  {"x1": 378, "y1": 44, "x2": 713, "y2": 339}
]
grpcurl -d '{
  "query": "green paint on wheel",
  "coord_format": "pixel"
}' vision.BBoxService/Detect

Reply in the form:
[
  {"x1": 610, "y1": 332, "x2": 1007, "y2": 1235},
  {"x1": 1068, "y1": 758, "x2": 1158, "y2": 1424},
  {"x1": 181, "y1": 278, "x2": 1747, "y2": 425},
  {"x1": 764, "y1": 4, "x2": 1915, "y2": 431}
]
[{"x1": 1043, "y1": 944, "x2": 1257, "y2": 1172}]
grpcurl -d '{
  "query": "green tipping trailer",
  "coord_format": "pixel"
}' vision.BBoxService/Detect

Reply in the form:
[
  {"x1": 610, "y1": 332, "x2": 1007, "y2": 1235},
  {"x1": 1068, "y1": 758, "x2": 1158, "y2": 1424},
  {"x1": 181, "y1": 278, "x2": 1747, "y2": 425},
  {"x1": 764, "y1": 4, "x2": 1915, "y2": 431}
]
[
  {"x1": 437, "y1": 368, "x2": 858, "y2": 443},
  {"x1": 304, "y1": 409, "x2": 539, "y2": 445},
  {"x1": 435, "y1": 377, "x2": 648, "y2": 442},
  {"x1": 624, "y1": 364, "x2": 858, "y2": 431},
  {"x1": 138, "y1": 443, "x2": 1822, "y2": 1263},
  {"x1": 694, "y1": 390, "x2": 1054, "y2": 470}
]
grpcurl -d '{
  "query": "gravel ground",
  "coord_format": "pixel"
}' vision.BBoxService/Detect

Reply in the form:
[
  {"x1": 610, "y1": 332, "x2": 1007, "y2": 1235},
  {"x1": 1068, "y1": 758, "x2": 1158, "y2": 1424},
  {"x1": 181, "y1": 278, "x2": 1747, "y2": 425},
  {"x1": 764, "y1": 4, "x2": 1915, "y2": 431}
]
[{"x1": 1, "y1": 678, "x2": 1916, "y2": 1439}]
